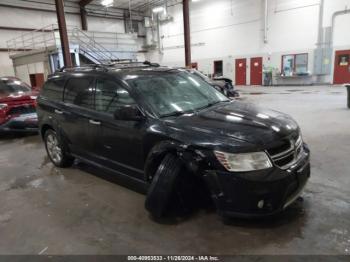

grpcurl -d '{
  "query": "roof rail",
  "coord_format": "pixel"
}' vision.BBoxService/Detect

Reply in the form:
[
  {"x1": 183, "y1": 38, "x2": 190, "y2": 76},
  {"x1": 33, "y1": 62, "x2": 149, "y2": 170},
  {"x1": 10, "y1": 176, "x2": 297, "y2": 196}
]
[
  {"x1": 55, "y1": 61, "x2": 161, "y2": 73},
  {"x1": 102, "y1": 60, "x2": 160, "y2": 69},
  {"x1": 56, "y1": 64, "x2": 108, "y2": 73}
]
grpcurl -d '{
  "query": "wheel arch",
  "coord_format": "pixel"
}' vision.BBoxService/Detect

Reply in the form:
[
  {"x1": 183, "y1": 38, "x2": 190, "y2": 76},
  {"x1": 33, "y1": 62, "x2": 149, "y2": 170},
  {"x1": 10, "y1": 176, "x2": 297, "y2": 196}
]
[
  {"x1": 40, "y1": 124, "x2": 54, "y2": 139},
  {"x1": 144, "y1": 140, "x2": 206, "y2": 182}
]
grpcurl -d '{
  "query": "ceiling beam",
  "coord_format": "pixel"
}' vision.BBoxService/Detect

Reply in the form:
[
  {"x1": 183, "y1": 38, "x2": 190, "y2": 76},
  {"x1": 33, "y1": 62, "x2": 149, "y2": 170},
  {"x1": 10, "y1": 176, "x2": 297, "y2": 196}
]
[{"x1": 79, "y1": 0, "x2": 94, "y2": 7}]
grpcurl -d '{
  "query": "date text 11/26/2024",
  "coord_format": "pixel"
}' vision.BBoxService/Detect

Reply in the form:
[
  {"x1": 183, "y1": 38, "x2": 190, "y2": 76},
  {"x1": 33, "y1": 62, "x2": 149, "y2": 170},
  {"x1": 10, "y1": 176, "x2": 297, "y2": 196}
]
[{"x1": 127, "y1": 256, "x2": 219, "y2": 261}]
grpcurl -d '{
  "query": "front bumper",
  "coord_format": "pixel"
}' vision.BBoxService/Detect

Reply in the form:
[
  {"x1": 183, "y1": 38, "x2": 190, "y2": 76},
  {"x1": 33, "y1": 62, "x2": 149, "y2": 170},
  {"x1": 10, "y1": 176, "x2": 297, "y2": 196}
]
[
  {"x1": 0, "y1": 113, "x2": 38, "y2": 133},
  {"x1": 203, "y1": 145, "x2": 310, "y2": 218}
]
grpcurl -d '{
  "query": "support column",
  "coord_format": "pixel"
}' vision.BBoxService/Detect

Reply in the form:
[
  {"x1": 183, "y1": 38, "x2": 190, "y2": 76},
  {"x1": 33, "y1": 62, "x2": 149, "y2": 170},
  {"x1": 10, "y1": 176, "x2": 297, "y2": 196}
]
[
  {"x1": 80, "y1": 7, "x2": 88, "y2": 31},
  {"x1": 183, "y1": 0, "x2": 191, "y2": 68},
  {"x1": 55, "y1": 0, "x2": 72, "y2": 68},
  {"x1": 79, "y1": 0, "x2": 93, "y2": 31}
]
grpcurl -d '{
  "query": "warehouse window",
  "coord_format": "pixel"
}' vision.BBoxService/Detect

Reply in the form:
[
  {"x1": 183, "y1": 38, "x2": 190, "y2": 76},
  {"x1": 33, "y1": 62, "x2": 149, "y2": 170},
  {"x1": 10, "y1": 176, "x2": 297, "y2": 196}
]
[
  {"x1": 214, "y1": 60, "x2": 223, "y2": 77},
  {"x1": 282, "y1": 54, "x2": 308, "y2": 76},
  {"x1": 338, "y1": 54, "x2": 349, "y2": 66}
]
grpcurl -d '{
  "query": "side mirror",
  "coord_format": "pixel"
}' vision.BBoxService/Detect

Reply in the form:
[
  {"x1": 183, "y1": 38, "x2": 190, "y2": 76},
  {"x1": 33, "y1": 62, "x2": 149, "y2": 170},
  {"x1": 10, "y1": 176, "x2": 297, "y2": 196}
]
[{"x1": 114, "y1": 105, "x2": 143, "y2": 121}]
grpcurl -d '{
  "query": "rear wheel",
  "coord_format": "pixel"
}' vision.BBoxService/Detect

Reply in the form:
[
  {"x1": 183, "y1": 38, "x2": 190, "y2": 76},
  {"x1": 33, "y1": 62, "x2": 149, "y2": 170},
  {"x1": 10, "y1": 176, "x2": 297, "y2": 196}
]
[{"x1": 44, "y1": 129, "x2": 74, "y2": 167}]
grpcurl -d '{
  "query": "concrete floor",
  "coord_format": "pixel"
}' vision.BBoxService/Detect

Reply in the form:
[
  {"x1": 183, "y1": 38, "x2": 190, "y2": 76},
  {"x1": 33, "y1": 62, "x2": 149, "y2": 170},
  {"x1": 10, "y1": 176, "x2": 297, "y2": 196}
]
[{"x1": 0, "y1": 86, "x2": 349, "y2": 255}]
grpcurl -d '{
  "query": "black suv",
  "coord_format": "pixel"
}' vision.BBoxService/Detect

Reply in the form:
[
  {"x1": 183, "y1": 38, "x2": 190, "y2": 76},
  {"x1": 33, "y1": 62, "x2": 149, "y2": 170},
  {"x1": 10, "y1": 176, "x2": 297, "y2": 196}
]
[{"x1": 37, "y1": 62, "x2": 310, "y2": 220}]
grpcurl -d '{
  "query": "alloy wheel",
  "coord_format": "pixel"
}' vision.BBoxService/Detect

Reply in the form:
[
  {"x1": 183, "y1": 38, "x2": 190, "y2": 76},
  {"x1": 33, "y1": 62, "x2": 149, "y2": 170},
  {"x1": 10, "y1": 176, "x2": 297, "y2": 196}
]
[{"x1": 46, "y1": 133, "x2": 62, "y2": 164}]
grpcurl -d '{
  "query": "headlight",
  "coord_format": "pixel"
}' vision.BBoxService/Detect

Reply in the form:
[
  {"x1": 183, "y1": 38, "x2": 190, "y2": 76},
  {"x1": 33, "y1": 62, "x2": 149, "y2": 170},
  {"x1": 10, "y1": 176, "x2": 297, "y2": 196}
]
[
  {"x1": 214, "y1": 151, "x2": 273, "y2": 172},
  {"x1": 0, "y1": 103, "x2": 8, "y2": 110}
]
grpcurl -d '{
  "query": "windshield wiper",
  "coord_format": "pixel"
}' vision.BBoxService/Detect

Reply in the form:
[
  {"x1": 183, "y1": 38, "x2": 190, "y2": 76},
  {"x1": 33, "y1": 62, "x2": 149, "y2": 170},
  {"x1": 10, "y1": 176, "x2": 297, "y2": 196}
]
[
  {"x1": 160, "y1": 111, "x2": 187, "y2": 118},
  {"x1": 196, "y1": 100, "x2": 230, "y2": 111}
]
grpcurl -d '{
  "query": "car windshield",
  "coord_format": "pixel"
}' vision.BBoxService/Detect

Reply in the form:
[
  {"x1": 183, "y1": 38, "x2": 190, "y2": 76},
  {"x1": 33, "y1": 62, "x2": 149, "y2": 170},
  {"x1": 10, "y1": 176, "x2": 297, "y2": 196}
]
[
  {"x1": 0, "y1": 78, "x2": 31, "y2": 95},
  {"x1": 192, "y1": 70, "x2": 211, "y2": 82},
  {"x1": 127, "y1": 71, "x2": 229, "y2": 117}
]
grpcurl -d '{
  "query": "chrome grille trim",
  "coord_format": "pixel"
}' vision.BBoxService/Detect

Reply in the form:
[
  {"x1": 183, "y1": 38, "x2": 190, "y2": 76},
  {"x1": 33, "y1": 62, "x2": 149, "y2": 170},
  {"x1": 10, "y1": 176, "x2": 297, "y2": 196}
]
[{"x1": 267, "y1": 135, "x2": 304, "y2": 170}]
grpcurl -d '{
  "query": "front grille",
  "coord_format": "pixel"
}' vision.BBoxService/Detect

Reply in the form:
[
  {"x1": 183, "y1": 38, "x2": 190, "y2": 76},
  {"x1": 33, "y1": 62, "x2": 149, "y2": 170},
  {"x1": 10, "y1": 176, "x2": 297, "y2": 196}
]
[
  {"x1": 8, "y1": 105, "x2": 36, "y2": 115},
  {"x1": 267, "y1": 135, "x2": 303, "y2": 169}
]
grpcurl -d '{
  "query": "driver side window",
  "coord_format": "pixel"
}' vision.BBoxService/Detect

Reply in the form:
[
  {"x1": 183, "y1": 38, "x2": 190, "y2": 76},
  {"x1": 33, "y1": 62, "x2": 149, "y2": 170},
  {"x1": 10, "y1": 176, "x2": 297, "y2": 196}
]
[{"x1": 95, "y1": 79, "x2": 136, "y2": 115}]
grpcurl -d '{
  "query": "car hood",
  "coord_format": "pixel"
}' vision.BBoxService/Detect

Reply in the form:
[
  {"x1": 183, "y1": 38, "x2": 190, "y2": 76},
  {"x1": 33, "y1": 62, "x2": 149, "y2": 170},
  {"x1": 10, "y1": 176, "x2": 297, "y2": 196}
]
[
  {"x1": 164, "y1": 101, "x2": 299, "y2": 147},
  {"x1": 0, "y1": 91, "x2": 38, "y2": 103}
]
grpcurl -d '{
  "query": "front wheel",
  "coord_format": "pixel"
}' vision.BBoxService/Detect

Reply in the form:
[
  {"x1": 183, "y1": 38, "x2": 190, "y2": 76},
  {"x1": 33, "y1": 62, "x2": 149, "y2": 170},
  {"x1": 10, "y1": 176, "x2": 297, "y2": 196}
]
[
  {"x1": 44, "y1": 129, "x2": 74, "y2": 167},
  {"x1": 145, "y1": 154, "x2": 199, "y2": 219}
]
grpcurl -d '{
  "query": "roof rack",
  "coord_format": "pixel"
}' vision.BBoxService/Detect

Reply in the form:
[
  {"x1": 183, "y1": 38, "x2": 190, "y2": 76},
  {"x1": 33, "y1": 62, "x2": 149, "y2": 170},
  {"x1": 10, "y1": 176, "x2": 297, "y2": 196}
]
[
  {"x1": 56, "y1": 61, "x2": 160, "y2": 73},
  {"x1": 57, "y1": 64, "x2": 108, "y2": 73},
  {"x1": 105, "y1": 60, "x2": 160, "y2": 68}
]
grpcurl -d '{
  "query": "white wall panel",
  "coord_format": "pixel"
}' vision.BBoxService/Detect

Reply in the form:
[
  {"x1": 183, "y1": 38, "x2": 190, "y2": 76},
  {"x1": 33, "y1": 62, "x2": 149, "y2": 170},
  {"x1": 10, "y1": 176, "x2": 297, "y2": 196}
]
[
  {"x1": 0, "y1": 6, "x2": 125, "y2": 76},
  {"x1": 145, "y1": 0, "x2": 350, "y2": 83},
  {"x1": 0, "y1": 52, "x2": 15, "y2": 76}
]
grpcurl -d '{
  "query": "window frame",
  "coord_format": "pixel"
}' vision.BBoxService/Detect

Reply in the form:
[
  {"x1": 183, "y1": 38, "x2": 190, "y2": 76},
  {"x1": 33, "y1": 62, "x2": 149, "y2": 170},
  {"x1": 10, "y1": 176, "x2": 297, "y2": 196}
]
[
  {"x1": 94, "y1": 77, "x2": 141, "y2": 118},
  {"x1": 281, "y1": 53, "x2": 308, "y2": 76},
  {"x1": 62, "y1": 76, "x2": 96, "y2": 110},
  {"x1": 41, "y1": 78, "x2": 67, "y2": 101}
]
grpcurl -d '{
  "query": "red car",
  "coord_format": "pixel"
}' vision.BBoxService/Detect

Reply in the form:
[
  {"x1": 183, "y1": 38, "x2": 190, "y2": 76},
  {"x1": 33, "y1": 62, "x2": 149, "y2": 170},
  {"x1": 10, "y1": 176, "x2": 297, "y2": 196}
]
[{"x1": 0, "y1": 77, "x2": 38, "y2": 132}]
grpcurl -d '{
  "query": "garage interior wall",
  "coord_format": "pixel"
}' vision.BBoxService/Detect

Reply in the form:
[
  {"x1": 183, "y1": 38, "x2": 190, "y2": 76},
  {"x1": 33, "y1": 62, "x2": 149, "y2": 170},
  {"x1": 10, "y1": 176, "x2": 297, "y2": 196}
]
[
  {"x1": 0, "y1": 0, "x2": 350, "y2": 85},
  {"x1": 145, "y1": 0, "x2": 350, "y2": 84},
  {"x1": 0, "y1": 5, "x2": 126, "y2": 83}
]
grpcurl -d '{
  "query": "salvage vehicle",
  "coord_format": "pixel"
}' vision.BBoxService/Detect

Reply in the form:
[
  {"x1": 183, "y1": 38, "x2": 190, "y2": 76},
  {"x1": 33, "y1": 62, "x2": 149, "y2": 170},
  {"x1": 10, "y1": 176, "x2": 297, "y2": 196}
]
[
  {"x1": 0, "y1": 76, "x2": 38, "y2": 132},
  {"x1": 37, "y1": 62, "x2": 310, "y2": 221},
  {"x1": 188, "y1": 69, "x2": 239, "y2": 98}
]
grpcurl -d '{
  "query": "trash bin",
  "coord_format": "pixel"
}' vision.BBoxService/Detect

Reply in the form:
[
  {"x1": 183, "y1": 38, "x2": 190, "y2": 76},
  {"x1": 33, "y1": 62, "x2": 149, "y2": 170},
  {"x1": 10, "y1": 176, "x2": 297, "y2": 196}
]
[{"x1": 347, "y1": 84, "x2": 350, "y2": 108}]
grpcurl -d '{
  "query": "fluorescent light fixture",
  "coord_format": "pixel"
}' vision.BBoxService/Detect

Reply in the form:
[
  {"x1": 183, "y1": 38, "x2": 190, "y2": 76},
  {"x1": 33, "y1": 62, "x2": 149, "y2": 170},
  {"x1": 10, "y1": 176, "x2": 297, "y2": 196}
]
[
  {"x1": 152, "y1": 6, "x2": 165, "y2": 13},
  {"x1": 101, "y1": 0, "x2": 113, "y2": 7},
  {"x1": 192, "y1": 0, "x2": 201, "y2": 2}
]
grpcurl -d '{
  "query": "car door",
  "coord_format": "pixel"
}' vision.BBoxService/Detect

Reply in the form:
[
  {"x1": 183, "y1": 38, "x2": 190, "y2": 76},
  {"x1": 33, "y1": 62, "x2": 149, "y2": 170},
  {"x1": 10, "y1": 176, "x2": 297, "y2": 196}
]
[
  {"x1": 60, "y1": 76, "x2": 96, "y2": 159},
  {"x1": 93, "y1": 78, "x2": 145, "y2": 180}
]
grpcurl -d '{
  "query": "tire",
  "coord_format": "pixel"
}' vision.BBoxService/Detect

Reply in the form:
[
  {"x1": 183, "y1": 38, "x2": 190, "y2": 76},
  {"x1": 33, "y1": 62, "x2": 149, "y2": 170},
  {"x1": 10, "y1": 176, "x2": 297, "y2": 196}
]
[
  {"x1": 145, "y1": 154, "x2": 197, "y2": 219},
  {"x1": 145, "y1": 154, "x2": 182, "y2": 218},
  {"x1": 44, "y1": 129, "x2": 74, "y2": 168}
]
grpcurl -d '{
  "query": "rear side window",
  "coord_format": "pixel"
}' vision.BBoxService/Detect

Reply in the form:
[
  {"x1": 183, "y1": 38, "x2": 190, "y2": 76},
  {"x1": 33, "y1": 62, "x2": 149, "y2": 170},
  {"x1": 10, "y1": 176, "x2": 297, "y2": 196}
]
[
  {"x1": 95, "y1": 79, "x2": 136, "y2": 114},
  {"x1": 64, "y1": 77, "x2": 94, "y2": 109},
  {"x1": 41, "y1": 79, "x2": 65, "y2": 101}
]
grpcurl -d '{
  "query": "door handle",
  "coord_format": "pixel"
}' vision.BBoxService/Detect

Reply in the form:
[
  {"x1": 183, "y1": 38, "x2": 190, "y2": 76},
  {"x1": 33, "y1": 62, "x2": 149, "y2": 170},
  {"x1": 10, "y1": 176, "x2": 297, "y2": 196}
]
[
  {"x1": 89, "y1": 119, "x2": 101, "y2": 125},
  {"x1": 54, "y1": 109, "x2": 63, "y2": 115}
]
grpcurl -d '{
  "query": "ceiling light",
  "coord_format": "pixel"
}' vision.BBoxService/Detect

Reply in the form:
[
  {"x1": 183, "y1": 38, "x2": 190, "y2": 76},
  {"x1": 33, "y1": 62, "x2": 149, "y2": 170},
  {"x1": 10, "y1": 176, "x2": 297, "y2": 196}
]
[
  {"x1": 101, "y1": 0, "x2": 113, "y2": 7},
  {"x1": 152, "y1": 6, "x2": 165, "y2": 13},
  {"x1": 192, "y1": 0, "x2": 201, "y2": 2}
]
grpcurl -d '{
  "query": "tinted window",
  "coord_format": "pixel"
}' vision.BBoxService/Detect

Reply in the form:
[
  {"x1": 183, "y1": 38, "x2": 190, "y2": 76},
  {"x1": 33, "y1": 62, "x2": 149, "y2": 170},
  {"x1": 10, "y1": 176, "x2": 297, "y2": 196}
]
[
  {"x1": 64, "y1": 77, "x2": 94, "y2": 109},
  {"x1": 95, "y1": 79, "x2": 135, "y2": 114},
  {"x1": 41, "y1": 79, "x2": 65, "y2": 100}
]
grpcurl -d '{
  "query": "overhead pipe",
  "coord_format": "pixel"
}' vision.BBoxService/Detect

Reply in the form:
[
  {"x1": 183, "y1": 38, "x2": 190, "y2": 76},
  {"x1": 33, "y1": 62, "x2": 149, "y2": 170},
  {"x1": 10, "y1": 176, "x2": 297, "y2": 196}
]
[
  {"x1": 330, "y1": 8, "x2": 350, "y2": 45},
  {"x1": 316, "y1": 0, "x2": 325, "y2": 47},
  {"x1": 129, "y1": 0, "x2": 133, "y2": 33},
  {"x1": 263, "y1": 0, "x2": 268, "y2": 43}
]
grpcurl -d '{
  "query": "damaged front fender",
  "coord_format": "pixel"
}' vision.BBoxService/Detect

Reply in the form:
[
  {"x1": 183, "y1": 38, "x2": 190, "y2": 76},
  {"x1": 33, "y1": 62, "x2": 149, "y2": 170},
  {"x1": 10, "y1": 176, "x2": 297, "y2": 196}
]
[{"x1": 144, "y1": 140, "x2": 207, "y2": 182}]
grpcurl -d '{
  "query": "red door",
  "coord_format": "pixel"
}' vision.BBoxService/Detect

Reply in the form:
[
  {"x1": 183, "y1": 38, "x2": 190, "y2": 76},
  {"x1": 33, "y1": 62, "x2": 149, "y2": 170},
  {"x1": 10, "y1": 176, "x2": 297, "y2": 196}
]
[
  {"x1": 334, "y1": 50, "x2": 350, "y2": 84},
  {"x1": 235, "y1": 58, "x2": 246, "y2": 85},
  {"x1": 250, "y1": 57, "x2": 263, "y2": 85}
]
